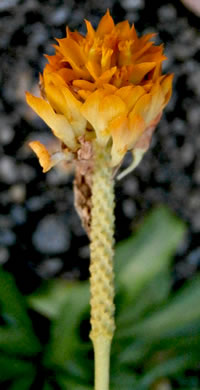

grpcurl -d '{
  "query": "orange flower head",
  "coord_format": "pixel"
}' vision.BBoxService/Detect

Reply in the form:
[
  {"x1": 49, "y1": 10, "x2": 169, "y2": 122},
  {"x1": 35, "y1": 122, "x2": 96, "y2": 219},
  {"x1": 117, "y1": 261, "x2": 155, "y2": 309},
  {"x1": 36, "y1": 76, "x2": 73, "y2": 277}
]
[{"x1": 26, "y1": 10, "x2": 173, "y2": 175}]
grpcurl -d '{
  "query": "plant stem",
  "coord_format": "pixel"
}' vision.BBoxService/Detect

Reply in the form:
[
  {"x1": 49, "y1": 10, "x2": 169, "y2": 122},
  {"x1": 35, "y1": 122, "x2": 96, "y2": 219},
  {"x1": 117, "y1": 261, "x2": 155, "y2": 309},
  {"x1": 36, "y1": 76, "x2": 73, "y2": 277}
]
[{"x1": 90, "y1": 141, "x2": 115, "y2": 390}]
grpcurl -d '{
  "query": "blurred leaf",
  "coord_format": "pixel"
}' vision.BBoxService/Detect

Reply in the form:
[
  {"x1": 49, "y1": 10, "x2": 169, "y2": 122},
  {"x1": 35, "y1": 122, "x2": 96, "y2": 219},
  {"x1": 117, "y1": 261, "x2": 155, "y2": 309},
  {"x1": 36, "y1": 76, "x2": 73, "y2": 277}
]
[
  {"x1": 57, "y1": 374, "x2": 92, "y2": 390},
  {"x1": 28, "y1": 280, "x2": 75, "y2": 319},
  {"x1": 136, "y1": 353, "x2": 199, "y2": 390},
  {"x1": 110, "y1": 367, "x2": 137, "y2": 390},
  {"x1": 0, "y1": 354, "x2": 35, "y2": 381},
  {"x1": 116, "y1": 270, "x2": 171, "y2": 330},
  {"x1": 43, "y1": 382, "x2": 55, "y2": 390},
  {"x1": 0, "y1": 267, "x2": 31, "y2": 328},
  {"x1": 8, "y1": 373, "x2": 35, "y2": 390},
  {"x1": 115, "y1": 207, "x2": 185, "y2": 298},
  {"x1": 130, "y1": 276, "x2": 200, "y2": 340},
  {"x1": 0, "y1": 327, "x2": 39, "y2": 356},
  {"x1": 45, "y1": 282, "x2": 90, "y2": 368},
  {"x1": 0, "y1": 267, "x2": 40, "y2": 356}
]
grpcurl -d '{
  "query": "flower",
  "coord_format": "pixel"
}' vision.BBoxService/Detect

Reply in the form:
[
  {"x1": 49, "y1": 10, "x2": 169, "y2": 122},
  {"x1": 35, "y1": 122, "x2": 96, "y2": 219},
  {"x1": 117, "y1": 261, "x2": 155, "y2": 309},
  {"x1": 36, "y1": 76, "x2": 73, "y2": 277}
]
[{"x1": 26, "y1": 10, "x2": 173, "y2": 175}]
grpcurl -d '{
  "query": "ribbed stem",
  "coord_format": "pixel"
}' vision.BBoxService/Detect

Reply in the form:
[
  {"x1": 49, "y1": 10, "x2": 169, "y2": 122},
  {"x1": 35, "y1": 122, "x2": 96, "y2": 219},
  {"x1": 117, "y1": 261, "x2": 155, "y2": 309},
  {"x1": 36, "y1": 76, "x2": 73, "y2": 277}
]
[{"x1": 90, "y1": 141, "x2": 115, "y2": 390}]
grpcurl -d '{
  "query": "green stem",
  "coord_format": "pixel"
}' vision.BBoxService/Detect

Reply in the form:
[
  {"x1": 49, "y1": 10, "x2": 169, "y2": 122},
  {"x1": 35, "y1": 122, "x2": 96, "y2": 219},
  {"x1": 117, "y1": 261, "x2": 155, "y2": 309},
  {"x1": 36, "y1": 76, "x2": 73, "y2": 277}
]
[{"x1": 90, "y1": 141, "x2": 115, "y2": 390}]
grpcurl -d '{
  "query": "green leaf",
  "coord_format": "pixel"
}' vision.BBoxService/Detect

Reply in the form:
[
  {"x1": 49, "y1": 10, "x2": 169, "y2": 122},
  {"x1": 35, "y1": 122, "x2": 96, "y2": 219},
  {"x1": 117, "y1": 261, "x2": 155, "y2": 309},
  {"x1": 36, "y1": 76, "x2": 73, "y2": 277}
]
[
  {"x1": 28, "y1": 280, "x2": 76, "y2": 319},
  {"x1": 0, "y1": 267, "x2": 30, "y2": 329},
  {"x1": 45, "y1": 282, "x2": 90, "y2": 368},
  {"x1": 57, "y1": 374, "x2": 92, "y2": 390},
  {"x1": 115, "y1": 206, "x2": 185, "y2": 298},
  {"x1": 131, "y1": 276, "x2": 200, "y2": 340},
  {"x1": 116, "y1": 270, "x2": 171, "y2": 331},
  {"x1": 43, "y1": 382, "x2": 55, "y2": 390},
  {"x1": 0, "y1": 267, "x2": 40, "y2": 356},
  {"x1": 8, "y1": 373, "x2": 35, "y2": 390},
  {"x1": 0, "y1": 355, "x2": 35, "y2": 382},
  {"x1": 0, "y1": 327, "x2": 40, "y2": 356},
  {"x1": 136, "y1": 354, "x2": 199, "y2": 390}
]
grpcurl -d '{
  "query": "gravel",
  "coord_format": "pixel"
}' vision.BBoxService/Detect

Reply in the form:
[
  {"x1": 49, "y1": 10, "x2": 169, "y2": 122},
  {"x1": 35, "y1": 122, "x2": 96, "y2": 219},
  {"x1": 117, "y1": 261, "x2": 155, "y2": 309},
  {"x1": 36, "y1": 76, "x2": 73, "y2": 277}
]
[{"x1": 32, "y1": 215, "x2": 70, "y2": 254}]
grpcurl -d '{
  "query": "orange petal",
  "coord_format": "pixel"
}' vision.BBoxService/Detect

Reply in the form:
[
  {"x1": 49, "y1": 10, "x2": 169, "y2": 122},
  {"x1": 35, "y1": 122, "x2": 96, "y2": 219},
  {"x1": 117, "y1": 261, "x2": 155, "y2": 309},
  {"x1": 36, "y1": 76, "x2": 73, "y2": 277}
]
[
  {"x1": 66, "y1": 28, "x2": 84, "y2": 44},
  {"x1": 95, "y1": 67, "x2": 117, "y2": 86},
  {"x1": 146, "y1": 81, "x2": 164, "y2": 124},
  {"x1": 131, "y1": 41, "x2": 154, "y2": 63},
  {"x1": 29, "y1": 141, "x2": 73, "y2": 172},
  {"x1": 102, "y1": 84, "x2": 117, "y2": 93},
  {"x1": 56, "y1": 38, "x2": 88, "y2": 78},
  {"x1": 115, "y1": 20, "x2": 132, "y2": 39},
  {"x1": 26, "y1": 92, "x2": 76, "y2": 150},
  {"x1": 129, "y1": 62, "x2": 157, "y2": 84},
  {"x1": 86, "y1": 60, "x2": 101, "y2": 80},
  {"x1": 160, "y1": 74, "x2": 173, "y2": 107},
  {"x1": 73, "y1": 79, "x2": 96, "y2": 92},
  {"x1": 57, "y1": 68, "x2": 77, "y2": 83},
  {"x1": 97, "y1": 10, "x2": 115, "y2": 37},
  {"x1": 101, "y1": 47, "x2": 113, "y2": 72},
  {"x1": 29, "y1": 141, "x2": 52, "y2": 173},
  {"x1": 85, "y1": 19, "x2": 95, "y2": 41},
  {"x1": 137, "y1": 44, "x2": 166, "y2": 64},
  {"x1": 77, "y1": 89, "x2": 92, "y2": 100}
]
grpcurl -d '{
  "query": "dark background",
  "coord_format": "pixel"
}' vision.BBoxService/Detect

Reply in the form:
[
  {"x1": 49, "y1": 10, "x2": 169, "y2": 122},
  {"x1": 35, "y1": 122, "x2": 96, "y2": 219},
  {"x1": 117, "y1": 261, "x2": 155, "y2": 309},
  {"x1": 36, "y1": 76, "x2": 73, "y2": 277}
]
[{"x1": 0, "y1": 0, "x2": 200, "y2": 294}]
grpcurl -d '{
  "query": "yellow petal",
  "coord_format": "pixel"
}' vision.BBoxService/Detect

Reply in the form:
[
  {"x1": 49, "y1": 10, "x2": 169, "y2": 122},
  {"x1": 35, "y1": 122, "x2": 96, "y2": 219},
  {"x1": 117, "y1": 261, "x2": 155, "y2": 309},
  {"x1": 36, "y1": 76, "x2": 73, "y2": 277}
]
[
  {"x1": 26, "y1": 92, "x2": 76, "y2": 150},
  {"x1": 81, "y1": 89, "x2": 111, "y2": 144},
  {"x1": 115, "y1": 85, "x2": 145, "y2": 113},
  {"x1": 110, "y1": 114, "x2": 145, "y2": 166},
  {"x1": 44, "y1": 80, "x2": 67, "y2": 116},
  {"x1": 97, "y1": 10, "x2": 115, "y2": 37},
  {"x1": 129, "y1": 82, "x2": 164, "y2": 128},
  {"x1": 81, "y1": 89, "x2": 126, "y2": 144},
  {"x1": 60, "y1": 86, "x2": 87, "y2": 136},
  {"x1": 129, "y1": 93, "x2": 152, "y2": 125}
]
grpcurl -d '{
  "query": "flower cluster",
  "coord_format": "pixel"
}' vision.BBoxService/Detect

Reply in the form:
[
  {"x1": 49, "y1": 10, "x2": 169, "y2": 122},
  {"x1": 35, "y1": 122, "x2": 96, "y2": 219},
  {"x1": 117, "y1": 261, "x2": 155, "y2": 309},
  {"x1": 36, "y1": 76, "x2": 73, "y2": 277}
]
[{"x1": 26, "y1": 10, "x2": 172, "y2": 174}]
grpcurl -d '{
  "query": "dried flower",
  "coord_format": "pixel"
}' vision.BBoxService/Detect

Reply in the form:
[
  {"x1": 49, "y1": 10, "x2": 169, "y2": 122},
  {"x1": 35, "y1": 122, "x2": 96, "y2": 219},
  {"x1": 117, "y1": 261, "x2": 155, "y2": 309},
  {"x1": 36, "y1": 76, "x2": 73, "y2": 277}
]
[{"x1": 26, "y1": 10, "x2": 172, "y2": 175}]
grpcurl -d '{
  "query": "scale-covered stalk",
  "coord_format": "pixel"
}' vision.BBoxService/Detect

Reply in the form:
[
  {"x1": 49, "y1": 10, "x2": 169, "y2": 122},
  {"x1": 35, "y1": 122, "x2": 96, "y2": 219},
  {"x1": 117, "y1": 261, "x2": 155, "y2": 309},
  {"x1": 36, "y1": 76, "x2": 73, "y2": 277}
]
[{"x1": 90, "y1": 141, "x2": 115, "y2": 390}]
